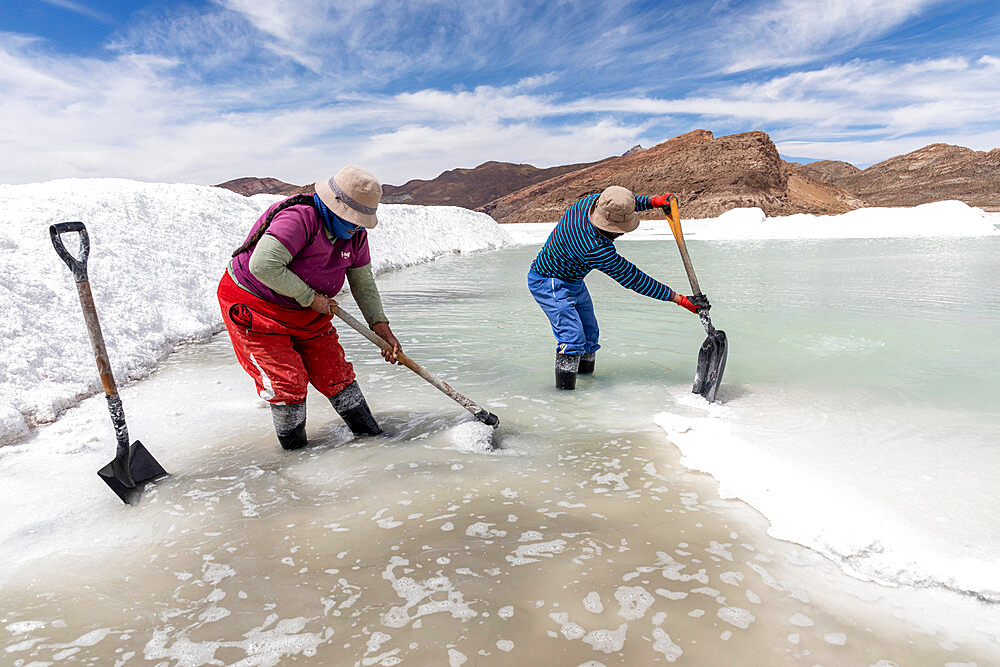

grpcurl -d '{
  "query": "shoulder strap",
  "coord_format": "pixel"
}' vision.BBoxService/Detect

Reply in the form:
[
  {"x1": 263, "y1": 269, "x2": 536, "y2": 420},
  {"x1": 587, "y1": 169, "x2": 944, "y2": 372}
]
[{"x1": 231, "y1": 194, "x2": 317, "y2": 258}]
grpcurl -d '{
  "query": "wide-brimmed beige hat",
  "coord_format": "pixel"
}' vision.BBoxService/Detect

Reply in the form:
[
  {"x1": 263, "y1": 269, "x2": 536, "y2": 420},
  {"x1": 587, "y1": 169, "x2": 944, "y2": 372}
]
[
  {"x1": 589, "y1": 185, "x2": 639, "y2": 233},
  {"x1": 315, "y1": 165, "x2": 381, "y2": 229}
]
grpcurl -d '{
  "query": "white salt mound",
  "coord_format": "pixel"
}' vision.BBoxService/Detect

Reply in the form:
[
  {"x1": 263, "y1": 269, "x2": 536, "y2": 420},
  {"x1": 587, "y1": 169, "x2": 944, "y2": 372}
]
[{"x1": 447, "y1": 421, "x2": 495, "y2": 452}]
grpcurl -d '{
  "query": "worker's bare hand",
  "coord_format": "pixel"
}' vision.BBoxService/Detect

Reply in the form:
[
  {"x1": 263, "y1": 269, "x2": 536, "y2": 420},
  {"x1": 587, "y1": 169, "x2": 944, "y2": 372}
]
[
  {"x1": 372, "y1": 322, "x2": 403, "y2": 364},
  {"x1": 310, "y1": 293, "x2": 338, "y2": 314}
]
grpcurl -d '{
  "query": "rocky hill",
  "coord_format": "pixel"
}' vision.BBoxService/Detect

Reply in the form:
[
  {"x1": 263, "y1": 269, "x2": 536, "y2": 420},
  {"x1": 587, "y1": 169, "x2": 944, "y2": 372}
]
[
  {"x1": 480, "y1": 130, "x2": 865, "y2": 222},
  {"x1": 832, "y1": 144, "x2": 1000, "y2": 209},
  {"x1": 213, "y1": 176, "x2": 312, "y2": 197},
  {"x1": 790, "y1": 160, "x2": 861, "y2": 183},
  {"x1": 380, "y1": 160, "x2": 602, "y2": 209}
]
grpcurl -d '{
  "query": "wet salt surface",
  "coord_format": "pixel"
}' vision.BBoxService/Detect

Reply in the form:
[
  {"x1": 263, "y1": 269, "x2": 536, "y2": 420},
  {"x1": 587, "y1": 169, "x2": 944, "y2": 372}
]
[{"x1": 2, "y1": 245, "x2": 999, "y2": 665}]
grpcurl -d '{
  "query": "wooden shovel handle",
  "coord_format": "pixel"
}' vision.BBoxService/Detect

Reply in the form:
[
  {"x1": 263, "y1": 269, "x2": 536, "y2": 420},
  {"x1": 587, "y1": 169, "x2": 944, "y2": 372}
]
[
  {"x1": 331, "y1": 305, "x2": 499, "y2": 427},
  {"x1": 663, "y1": 195, "x2": 702, "y2": 295}
]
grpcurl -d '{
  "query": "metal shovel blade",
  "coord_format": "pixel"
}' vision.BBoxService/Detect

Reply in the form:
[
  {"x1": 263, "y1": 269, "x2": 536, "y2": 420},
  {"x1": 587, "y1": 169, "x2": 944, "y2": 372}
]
[
  {"x1": 693, "y1": 329, "x2": 728, "y2": 403},
  {"x1": 97, "y1": 440, "x2": 167, "y2": 505}
]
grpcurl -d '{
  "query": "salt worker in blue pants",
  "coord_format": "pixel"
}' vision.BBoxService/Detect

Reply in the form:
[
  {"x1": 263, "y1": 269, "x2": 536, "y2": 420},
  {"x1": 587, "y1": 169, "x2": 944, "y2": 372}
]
[{"x1": 528, "y1": 185, "x2": 709, "y2": 389}]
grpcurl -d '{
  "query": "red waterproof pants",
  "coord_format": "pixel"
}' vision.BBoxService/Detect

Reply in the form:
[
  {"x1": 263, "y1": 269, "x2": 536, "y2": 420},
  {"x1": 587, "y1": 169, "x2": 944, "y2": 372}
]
[{"x1": 217, "y1": 272, "x2": 355, "y2": 405}]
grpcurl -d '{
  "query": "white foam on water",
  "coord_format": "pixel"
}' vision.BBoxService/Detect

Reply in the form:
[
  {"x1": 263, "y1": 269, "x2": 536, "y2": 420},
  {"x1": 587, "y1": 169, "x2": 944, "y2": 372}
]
[
  {"x1": 614, "y1": 586, "x2": 654, "y2": 620},
  {"x1": 651, "y1": 627, "x2": 683, "y2": 662},
  {"x1": 717, "y1": 607, "x2": 755, "y2": 629},
  {"x1": 583, "y1": 592, "x2": 604, "y2": 614},
  {"x1": 465, "y1": 522, "x2": 506, "y2": 539},
  {"x1": 506, "y1": 539, "x2": 567, "y2": 566},
  {"x1": 549, "y1": 612, "x2": 586, "y2": 640},
  {"x1": 790, "y1": 613, "x2": 815, "y2": 627},
  {"x1": 380, "y1": 556, "x2": 477, "y2": 629},
  {"x1": 142, "y1": 614, "x2": 324, "y2": 666},
  {"x1": 582, "y1": 623, "x2": 628, "y2": 653},
  {"x1": 5, "y1": 621, "x2": 46, "y2": 634}
]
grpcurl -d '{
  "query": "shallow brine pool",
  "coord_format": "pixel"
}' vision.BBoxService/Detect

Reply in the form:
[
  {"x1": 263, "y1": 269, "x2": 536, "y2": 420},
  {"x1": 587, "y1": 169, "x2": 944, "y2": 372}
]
[{"x1": 1, "y1": 239, "x2": 998, "y2": 665}]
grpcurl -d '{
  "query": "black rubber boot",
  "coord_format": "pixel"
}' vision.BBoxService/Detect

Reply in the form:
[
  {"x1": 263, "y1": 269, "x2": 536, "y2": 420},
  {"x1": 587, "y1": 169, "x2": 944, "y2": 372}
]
[
  {"x1": 330, "y1": 381, "x2": 382, "y2": 436},
  {"x1": 271, "y1": 402, "x2": 308, "y2": 451},
  {"x1": 578, "y1": 352, "x2": 596, "y2": 374},
  {"x1": 555, "y1": 352, "x2": 581, "y2": 390}
]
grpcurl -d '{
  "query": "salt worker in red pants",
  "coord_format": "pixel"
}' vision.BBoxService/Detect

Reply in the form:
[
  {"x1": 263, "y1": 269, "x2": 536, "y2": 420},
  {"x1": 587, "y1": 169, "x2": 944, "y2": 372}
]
[{"x1": 217, "y1": 165, "x2": 402, "y2": 450}]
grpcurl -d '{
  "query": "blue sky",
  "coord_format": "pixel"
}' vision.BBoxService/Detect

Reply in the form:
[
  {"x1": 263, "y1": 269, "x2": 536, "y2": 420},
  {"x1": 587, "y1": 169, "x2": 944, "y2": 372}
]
[{"x1": 1, "y1": 0, "x2": 998, "y2": 186}]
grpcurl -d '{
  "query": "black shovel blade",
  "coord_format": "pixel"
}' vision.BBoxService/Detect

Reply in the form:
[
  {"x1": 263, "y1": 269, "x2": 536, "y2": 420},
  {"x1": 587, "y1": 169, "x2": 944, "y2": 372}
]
[
  {"x1": 692, "y1": 330, "x2": 728, "y2": 403},
  {"x1": 97, "y1": 440, "x2": 168, "y2": 505}
]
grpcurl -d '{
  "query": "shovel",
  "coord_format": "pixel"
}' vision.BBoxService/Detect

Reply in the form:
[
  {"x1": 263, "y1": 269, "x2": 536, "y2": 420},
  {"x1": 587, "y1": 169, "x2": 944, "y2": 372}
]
[
  {"x1": 50, "y1": 221, "x2": 168, "y2": 505},
  {"x1": 331, "y1": 305, "x2": 500, "y2": 429},
  {"x1": 662, "y1": 196, "x2": 728, "y2": 402}
]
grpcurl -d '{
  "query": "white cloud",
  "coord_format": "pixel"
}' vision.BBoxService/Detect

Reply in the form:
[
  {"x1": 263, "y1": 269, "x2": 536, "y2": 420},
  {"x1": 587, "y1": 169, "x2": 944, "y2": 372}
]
[
  {"x1": 777, "y1": 128, "x2": 1000, "y2": 166},
  {"x1": 39, "y1": 0, "x2": 115, "y2": 24},
  {"x1": 721, "y1": 0, "x2": 942, "y2": 72},
  {"x1": 361, "y1": 118, "x2": 651, "y2": 175}
]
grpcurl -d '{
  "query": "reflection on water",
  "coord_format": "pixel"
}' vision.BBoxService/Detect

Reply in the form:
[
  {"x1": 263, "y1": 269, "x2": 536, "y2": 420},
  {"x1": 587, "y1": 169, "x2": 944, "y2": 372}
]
[{"x1": 2, "y1": 241, "x2": 998, "y2": 664}]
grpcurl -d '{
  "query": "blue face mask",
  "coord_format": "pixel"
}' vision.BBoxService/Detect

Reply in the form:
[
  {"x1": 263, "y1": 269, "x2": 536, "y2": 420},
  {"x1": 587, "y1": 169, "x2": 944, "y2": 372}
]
[{"x1": 314, "y1": 193, "x2": 361, "y2": 239}]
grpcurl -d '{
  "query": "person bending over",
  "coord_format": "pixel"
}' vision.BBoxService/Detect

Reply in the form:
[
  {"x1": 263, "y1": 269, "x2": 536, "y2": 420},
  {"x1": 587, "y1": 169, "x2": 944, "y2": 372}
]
[
  {"x1": 217, "y1": 165, "x2": 402, "y2": 450},
  {"x1": 527, "y1": 185, "x2": 707, "y2": 389}
]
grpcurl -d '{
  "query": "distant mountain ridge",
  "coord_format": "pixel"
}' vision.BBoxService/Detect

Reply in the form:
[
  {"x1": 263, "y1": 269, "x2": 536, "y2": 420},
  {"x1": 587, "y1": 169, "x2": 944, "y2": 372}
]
[
  {"x1": 825, "y1": 144, "x2": 1000, "y2": 209},
  {"x1": 213, "y1": 176, "x2": 312, "y2": 197},
  {"x1": 380, "y1": 159, "x2": 604, "y2": 209},
  {"x1": 213, "y1": 132, "x2": 1000, "y2": 219}
]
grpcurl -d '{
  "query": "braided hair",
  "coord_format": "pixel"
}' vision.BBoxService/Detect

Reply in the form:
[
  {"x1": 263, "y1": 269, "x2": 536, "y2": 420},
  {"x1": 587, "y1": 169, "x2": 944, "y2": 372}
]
[{"x1": 231, "y1": 194, "x2": 317, "y2": 258}]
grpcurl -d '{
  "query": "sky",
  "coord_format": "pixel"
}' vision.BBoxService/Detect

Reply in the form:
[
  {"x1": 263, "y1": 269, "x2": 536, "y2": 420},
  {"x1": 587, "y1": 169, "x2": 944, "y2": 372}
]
[{"x1": 0, "y1": 0, "x2": 998, "y2": 186}]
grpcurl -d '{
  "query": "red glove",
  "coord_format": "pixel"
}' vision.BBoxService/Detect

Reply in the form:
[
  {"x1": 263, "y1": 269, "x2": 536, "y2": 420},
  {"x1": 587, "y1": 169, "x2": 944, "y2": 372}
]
[
  {"x1": 650, "y1": 193, "x2": 674, "y2": 208},
  {"x1": 674, "y1": 294, "x2": 699, "y2": 314}
]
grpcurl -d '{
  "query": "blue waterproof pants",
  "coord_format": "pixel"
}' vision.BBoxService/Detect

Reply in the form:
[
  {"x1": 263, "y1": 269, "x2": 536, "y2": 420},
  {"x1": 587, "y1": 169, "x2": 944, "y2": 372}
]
[{"x1": 527, "y1": 269, "x2": 600, "y2": 355}]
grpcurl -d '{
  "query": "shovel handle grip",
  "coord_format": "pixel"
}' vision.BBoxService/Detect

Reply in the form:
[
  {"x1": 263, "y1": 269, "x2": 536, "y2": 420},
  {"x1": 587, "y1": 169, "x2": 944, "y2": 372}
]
[
  {"x1": 662, "y1": 196, "x2": 702, "y2": 295},
  {"x1": 49, "y1": 221, "x2": 90, "y2": 283}
]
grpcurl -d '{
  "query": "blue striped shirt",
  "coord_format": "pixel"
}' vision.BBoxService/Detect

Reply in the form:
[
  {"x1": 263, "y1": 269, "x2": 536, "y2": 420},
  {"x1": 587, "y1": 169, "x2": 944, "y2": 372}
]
[{"x1": 529, "y1": 193, "x2": 675, "y2": 301}]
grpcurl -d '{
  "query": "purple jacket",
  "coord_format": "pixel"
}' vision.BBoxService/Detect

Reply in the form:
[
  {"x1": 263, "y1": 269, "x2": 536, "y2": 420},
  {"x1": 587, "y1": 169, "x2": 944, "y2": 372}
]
[{"x1": 231, "y1": 201, "x2": 372, "y2": 309}]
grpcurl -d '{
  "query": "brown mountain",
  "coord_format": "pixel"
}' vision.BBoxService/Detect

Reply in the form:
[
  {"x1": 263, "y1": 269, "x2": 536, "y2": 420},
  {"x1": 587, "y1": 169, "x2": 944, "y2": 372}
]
[
  {"x1": 380, "y1": 160, "x2": 602, "y2": 209},
  {"x1": 832, "y1": 144, "x2": 1000, "y2": 209},
  {"x1": 791, "y1": 159, "x2": 861, "y2": 183},
  {"x1": 480, "y1": 130, "x2": 865, "y2": 222},
  {"x1": 214, "y1": 177, "x2": 312, "y2": 197}
]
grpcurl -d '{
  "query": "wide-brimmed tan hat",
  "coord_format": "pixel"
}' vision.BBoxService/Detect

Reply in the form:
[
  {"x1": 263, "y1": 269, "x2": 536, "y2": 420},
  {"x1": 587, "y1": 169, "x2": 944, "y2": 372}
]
[
  {"x1": 589, "y1": 185, "x2": 639, "y2": 233},
  {"x1": 315, "y1": 165, "x2": 381, "y2": 229}
]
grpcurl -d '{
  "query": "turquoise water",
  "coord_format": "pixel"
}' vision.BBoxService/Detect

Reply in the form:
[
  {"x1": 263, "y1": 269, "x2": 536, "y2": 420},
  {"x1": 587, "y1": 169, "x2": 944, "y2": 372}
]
[{"x1": 372, "y1": 238, "x2": 1000, "y2": 596}]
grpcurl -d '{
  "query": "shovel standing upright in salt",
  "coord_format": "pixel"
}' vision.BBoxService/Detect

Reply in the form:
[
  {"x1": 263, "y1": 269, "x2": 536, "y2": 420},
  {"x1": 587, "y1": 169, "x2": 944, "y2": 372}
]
[{"x1": 50, "y1": 221, "x2": 168, "y2": 505}]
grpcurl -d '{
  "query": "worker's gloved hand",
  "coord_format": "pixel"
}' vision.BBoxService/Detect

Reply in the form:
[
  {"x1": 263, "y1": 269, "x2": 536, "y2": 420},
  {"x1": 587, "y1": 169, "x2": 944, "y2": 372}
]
[
  {"x1": 650, "y1": 193, "x2": 675, "y2": 208},
  {"x1": 674, "y1": 294, "x2": 700, "y2": 314},
  {"x1": 689, "y1": 293, "x2": 711, "y2": 311}
]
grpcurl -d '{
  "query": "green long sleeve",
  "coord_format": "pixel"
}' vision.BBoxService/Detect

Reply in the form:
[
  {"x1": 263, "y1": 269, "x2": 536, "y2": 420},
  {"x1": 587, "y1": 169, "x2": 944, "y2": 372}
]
[
  {"x1": 247, "y1": 234, "x2": 316, "y2": 307},
  {"x1": 347, "y1": 263, "x2": 388, "y2": 326}
]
